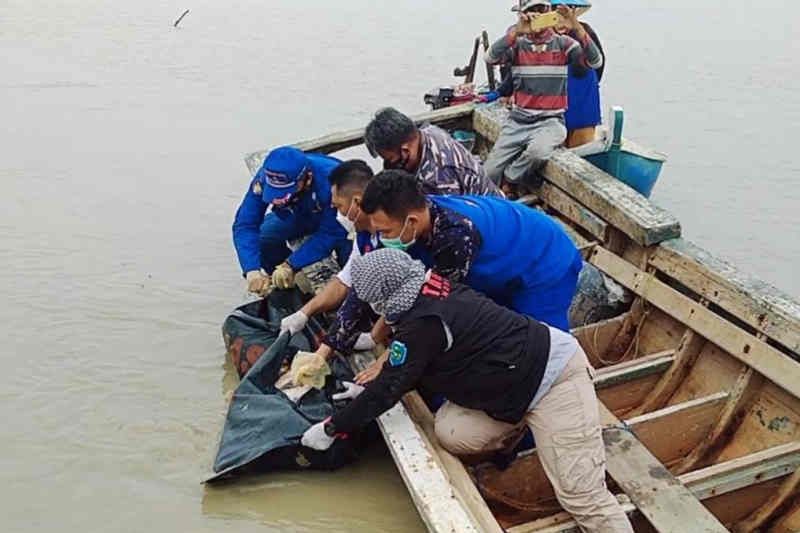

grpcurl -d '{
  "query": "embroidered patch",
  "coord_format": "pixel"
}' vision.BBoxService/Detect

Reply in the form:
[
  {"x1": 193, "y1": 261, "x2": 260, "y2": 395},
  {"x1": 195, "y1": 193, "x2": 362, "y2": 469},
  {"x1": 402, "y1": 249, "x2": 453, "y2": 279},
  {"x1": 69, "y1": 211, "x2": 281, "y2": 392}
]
[
  {"x1": 388, "y1": 341, "x2": 408, "y2": 367},
  {"x1": 252, "y1": 180, "x2": 263, "y2": 195}
]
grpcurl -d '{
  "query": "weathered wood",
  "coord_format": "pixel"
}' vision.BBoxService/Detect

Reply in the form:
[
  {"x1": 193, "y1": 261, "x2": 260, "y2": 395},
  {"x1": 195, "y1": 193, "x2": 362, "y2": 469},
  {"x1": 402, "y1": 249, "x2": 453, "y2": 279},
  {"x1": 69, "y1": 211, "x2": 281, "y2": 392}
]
[
  {"x1": 769, "y1": 499, "x2": 800, "y2": 532},
  {"x1": 244, "y1": 104, "x2": 476, "y2": 175},
  {"x1": 594, "y1": 350, "x2": 676, "y2": 390},
  {"x1": 572, "y1": 312, "x2": 628, "y2": 365},
  {"x1": 625, "y1": 392, "x2": 730, "y2": 466},
  {"x1": 589, "y1": 246, "x2": 800, "y2": 401},
  {"x1": 600, "y1": 404, "x2": 729, "y2": 532},
  {"x1": 539, "y1": 181, "x2": 609, "y2": 242},
  {"x1": 510, "y1": 442, "x2": 800, "y2": 532},
  {"x1": 472, "y1": 104, "x2": 681, "y2": 246},
  {"x1": 674, "y1": 368, "x2": 759, "y2": 475},
  {"x1": 732, "y1": 466, "x2": 800, "y2": 532},
  {"x1": 348, "y1": 353, "x2": 483, "y2": 532},
  {"x1": 650, "y1": 238, "x2": 800, "y2": 354},
  {"x1": 627, "y1": 329, "x2": 707, "y2": 417}
]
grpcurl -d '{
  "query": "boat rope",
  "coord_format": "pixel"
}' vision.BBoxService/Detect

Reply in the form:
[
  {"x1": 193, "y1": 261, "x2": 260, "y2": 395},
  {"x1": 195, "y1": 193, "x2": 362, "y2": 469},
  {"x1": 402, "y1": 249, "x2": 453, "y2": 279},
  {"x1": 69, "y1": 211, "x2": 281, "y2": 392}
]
[{"x1": 594, "y1": 302, "x2": 650, "y2": 367}]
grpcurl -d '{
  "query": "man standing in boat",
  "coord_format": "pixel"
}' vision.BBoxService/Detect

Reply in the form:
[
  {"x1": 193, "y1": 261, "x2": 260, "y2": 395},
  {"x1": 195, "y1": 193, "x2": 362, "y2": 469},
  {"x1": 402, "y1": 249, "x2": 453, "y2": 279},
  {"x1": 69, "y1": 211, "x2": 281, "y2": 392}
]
[
  {"x1": 483, "y1": 0, "x2": 603, "y2": 193},
  {"x1": 232, "y1": 146, "x2": 351, "y2": 295},
  {"x1": 364, "y1": 107, "x2": 503, "y2": 197},
  {"x1": 301, "y1": 249, "x2": 633, "y2": 533}
]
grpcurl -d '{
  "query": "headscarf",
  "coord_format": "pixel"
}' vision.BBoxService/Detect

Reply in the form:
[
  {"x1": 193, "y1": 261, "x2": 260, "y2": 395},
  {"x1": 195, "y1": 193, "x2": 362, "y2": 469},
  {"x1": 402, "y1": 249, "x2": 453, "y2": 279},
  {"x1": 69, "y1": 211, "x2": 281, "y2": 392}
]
[{"x1": 351, "y1": 248, "x2": 427, "y2": 323}]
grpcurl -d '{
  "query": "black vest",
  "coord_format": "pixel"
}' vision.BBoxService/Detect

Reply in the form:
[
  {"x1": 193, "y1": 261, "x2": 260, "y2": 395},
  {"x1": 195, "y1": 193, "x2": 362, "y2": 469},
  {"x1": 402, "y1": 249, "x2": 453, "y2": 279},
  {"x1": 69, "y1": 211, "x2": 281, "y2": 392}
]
[{"x1": 399, "y1": 275, "x2": 551, "y2": 423}]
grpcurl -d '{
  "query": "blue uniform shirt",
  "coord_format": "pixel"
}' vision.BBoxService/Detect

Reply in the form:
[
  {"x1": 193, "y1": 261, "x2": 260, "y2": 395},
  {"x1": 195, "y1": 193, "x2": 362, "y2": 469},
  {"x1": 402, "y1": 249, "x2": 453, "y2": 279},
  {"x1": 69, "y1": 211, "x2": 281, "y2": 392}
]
[
  {"x1": 427, "y1": 195, "x2": 579, "y2": 297},
  {"x1": 232, "y1": 153, "x2": 345, "y2": 273}
]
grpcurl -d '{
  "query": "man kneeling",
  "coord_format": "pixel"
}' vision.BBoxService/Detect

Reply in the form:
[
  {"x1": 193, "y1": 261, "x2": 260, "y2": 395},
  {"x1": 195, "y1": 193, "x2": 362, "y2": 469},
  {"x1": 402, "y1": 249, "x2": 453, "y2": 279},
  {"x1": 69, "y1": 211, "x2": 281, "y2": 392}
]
[{"x1": 302, "y1": 249, "x2": 632, "y2": 532}]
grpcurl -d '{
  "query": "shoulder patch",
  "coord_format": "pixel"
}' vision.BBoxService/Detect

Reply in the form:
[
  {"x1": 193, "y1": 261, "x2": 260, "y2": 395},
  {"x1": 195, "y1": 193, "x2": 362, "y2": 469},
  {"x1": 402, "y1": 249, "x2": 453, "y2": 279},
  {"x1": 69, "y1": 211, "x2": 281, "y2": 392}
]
[{"x1": 388, "y1": 341, "x2": 408, "y2": 367}]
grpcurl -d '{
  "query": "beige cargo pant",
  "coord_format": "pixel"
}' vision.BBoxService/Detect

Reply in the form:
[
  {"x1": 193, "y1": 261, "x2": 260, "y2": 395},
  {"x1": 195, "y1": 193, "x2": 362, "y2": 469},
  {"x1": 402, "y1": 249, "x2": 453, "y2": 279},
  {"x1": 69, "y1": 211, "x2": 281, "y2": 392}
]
[{"x1": 434, "y1": 347, "x2": 633, "y2": 533}]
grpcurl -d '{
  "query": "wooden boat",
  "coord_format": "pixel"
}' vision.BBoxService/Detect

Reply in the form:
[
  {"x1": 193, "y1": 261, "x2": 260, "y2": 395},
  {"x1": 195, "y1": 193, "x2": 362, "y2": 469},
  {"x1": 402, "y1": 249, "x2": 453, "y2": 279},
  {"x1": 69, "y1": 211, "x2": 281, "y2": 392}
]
[{"x1": 244, "y1": 103, "x2": 800, "y2": 533}]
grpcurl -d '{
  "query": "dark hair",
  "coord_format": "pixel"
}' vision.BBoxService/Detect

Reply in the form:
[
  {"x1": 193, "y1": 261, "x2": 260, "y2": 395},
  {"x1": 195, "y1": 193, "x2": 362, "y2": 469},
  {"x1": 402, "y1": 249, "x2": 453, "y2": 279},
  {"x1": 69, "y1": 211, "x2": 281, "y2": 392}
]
[
  {"x1": 329, "y1": 159, "x2": 374, "y2": 194},
  {"x1": 361, "y1": 170, "x2": 426, "y2": 219},
  {"x1": 364, "y1": 107, "x2": 417, "y2": 157}
]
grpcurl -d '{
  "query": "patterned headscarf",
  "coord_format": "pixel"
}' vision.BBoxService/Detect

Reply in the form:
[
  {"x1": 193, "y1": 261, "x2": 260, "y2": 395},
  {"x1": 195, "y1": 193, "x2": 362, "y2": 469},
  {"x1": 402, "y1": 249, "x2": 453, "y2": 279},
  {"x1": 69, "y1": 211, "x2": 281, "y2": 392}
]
[{"x1": 351, "y1": 248, "x2": 427, "y2": 323}]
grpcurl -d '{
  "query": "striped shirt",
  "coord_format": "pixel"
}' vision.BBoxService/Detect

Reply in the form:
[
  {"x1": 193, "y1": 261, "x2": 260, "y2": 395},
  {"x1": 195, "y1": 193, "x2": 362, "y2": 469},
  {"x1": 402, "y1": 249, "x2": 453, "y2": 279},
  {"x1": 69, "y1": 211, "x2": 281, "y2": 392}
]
[
  {"x1": 416, "y1": 124, "x2": 503, "y2": 196},
  {"x1": 486, "y1": 28, "x2": 602, "y2": 122}
]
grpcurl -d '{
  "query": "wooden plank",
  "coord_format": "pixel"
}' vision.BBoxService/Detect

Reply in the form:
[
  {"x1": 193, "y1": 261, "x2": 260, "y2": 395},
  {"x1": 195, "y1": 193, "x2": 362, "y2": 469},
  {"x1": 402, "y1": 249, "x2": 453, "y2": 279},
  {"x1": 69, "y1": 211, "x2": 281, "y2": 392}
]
[
  {"x1": 674, "y1": 368, "x2": 760, "y2": 475},
  {"x1": 510, "y1": 442, "x2": 800, "y2": 532},
  {"x1": 600, "y1": 404, "x2": 729, "y2": 532},
  {"x1": 650, "y1": 238, "x2": 800, "y2": 354},
  {"x1": 589, "y1": 246, "x2": 800, "y2": 401},
  {"x1": 472, "y1": 104, "x2": 681, "y2": 247},
  {"x1": 623, "y1": 392, "x2": 730, "y2": 465},
  {"x1": 594, "y1": 350, "x2": 675, "y2": 389},
  {"x1": 732, "y1": 465, "x2": 800, "y2": 532},
  {"x1": 244, "y1": 104, "x2": 476, "y2": 175},
  {"x1": 348, "y1": 354, "x2": 482, "y2": 533},
  {"x1": 539, "y1": 181, "x2": 609, "y2": 242},
  {"x1": 627, "y1": 329, "x2": 707, "y2": 417}
]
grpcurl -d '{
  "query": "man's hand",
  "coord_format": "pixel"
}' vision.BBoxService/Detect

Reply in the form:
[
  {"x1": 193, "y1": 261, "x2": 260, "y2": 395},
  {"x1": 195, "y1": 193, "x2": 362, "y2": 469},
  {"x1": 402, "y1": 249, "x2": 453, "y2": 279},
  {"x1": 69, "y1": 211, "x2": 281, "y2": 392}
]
[
  {"x1": 273, "y1": 262, "x2": 296, "y2": 289},
  {"x1": 556, "y1": 5, "x2": 580, "y2": 32},
  {"x1": 245, "y1": 270, "x2": 271, "y2": 296},
  {"x1": 512, "y1": 12, "x2": 532, "y2": 37},
  {"x1": 301, "y1": 421, "x2": 336, "y2": 451},
  {"x1": 332, "y1": 381, "x2": 365, "y2": 402},
  {"x1": 280, "y1": 310, "x2": 308, "y2": 336},
  {"x1": 353, "y1": 332, "x2": 376, "y2": 352},
  {"x1": 355, "y1": 349, "x2": 389, "y2": 385}
]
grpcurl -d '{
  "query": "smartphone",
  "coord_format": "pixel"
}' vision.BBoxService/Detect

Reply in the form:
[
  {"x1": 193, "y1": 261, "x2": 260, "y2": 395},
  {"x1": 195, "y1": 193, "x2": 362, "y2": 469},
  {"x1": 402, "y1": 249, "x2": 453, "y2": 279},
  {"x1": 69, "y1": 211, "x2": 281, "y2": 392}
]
[{"x1": 529, "y1": 11, "x2": 563, "y2": 32}]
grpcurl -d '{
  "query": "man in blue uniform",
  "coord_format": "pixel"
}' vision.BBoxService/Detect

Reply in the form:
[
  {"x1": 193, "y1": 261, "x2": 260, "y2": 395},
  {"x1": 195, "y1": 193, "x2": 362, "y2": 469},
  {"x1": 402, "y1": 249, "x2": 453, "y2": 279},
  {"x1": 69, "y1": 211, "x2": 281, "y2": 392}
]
[
  {"x1": 361, "y1": 169, "x2": 582, "y2": 330},
  {"x1": 232, "y1": 146, "x2": 351, "y2": 294}
]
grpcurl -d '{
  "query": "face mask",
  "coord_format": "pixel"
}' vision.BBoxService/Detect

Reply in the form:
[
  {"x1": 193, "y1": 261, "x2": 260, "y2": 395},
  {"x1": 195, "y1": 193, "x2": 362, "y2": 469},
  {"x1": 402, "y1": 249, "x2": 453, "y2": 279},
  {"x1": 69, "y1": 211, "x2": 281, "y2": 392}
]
[
  {"x1": 384, "y1": 150, "x2": 410, "y2": 171},
  {"x1": 380, "y1": 217, "x2": 416, "y2": 251},
  {"x1": 336, "y1": 199, "x2": 360, "y2": 234}
]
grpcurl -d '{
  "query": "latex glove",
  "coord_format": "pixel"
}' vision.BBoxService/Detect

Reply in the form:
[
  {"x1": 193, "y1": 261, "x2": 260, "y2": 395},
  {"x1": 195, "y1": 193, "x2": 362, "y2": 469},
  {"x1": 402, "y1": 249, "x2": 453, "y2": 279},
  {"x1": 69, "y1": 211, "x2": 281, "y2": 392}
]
[
  {"x1": 332, "y1": 381, "x2": 365, "y2": 402},
  {"x1": 301, "y1": 421, "x2": 336, "y2": 451},
  {"x1": 245, "y1": 270, "x2": 271, "y2": 295},
  {"x1": 353, "y1": 332, "x2": 376, "y2": 352},
  {"x1": 273, "y1": 262, "x2": 296, "y2": 289},
  {"x1": 280, "y1": 310, "x2": 308, "y2": 336}
]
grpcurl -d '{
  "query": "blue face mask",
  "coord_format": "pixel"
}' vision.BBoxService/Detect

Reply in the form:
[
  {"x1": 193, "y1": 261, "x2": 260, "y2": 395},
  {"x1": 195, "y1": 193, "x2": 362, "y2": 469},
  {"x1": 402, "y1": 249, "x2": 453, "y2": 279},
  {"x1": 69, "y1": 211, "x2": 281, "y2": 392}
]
[{"x1": 380, "y1": 217, "x2": 416, "y2": 251}]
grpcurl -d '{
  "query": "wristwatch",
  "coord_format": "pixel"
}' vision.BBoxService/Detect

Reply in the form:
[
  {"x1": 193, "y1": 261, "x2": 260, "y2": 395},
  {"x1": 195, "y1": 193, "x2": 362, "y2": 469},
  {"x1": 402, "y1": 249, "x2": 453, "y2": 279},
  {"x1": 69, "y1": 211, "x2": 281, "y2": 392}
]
[{"x1": 323, "y1": 420, "x2": 337, "y2": 437}]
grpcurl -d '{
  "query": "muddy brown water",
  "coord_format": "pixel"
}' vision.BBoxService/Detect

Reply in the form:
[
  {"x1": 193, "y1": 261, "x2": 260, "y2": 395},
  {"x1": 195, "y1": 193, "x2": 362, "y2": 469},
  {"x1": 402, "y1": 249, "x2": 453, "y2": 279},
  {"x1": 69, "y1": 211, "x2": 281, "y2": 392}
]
[{"x1": 1, "y1": 0, "x2": 797, "y2": 531}]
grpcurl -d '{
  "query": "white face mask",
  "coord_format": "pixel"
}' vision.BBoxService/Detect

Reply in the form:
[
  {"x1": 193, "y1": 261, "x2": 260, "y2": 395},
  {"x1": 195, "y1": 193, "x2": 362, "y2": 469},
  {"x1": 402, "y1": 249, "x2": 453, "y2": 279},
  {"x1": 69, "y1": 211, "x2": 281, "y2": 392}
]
[{"x1": 336, "y1": 199, "x2": 360, "y2": 235}]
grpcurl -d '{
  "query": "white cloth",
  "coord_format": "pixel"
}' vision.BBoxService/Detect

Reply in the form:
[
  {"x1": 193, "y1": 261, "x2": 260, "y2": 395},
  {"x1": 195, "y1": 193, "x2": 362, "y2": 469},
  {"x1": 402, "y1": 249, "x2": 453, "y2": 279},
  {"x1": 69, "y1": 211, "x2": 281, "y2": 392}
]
[
  {"x1": 528, "y1": 326, "x2": 580, "y2": 409},
  {"x1": 335, "y1": 239, "x2": 360, "y2": 287}
]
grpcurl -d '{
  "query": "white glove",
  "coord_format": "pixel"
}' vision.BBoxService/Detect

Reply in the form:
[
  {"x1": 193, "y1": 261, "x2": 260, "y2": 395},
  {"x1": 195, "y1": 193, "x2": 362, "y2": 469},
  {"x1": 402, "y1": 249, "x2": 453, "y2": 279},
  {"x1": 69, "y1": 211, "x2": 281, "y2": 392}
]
[
  {"x1": 332, "y1": 381, "x2": 365, "y2": 402},
  {"x1": 353, "y1": 332, "x2": 376, "y2": 351},
  {"x1": 280, "y1": 310, "x2": 308, "y2": 336},
  {"x1": 301, "y1": 421, "x2": 336, "y2": 451},
  {"x1": 245, "y1": 270, "x2": 271, "y2": 295}
]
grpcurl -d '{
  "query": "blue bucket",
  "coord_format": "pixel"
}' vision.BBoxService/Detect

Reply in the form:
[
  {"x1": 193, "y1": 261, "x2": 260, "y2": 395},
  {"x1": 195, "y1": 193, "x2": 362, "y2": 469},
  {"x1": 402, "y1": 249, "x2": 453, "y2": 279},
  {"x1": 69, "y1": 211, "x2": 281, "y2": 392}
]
[{"x1": 584, "y1": 108, "x2": 665, "y2": 198}]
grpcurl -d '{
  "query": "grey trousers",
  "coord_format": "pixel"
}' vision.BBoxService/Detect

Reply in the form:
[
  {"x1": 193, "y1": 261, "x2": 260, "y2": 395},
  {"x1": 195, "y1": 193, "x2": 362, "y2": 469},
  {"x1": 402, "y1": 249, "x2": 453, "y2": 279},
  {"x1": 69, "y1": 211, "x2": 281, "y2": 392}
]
[{"x1": 484, "y1": 115, "x2": 567, "y2": 185}]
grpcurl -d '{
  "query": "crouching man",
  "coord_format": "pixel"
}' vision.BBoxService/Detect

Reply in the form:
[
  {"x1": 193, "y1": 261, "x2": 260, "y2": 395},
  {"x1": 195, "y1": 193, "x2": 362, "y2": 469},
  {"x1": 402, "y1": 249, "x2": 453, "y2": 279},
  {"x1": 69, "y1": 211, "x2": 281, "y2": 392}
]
[{"x1": 301, "y1": 249, "x2": 632, "y2": 532}]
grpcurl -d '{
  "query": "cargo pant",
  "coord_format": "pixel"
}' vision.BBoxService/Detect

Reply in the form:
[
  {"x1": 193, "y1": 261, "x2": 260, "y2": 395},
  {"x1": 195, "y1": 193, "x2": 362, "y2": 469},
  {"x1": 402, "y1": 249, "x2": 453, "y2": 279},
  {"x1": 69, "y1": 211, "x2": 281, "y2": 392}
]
[
  {"x1": 434, "y1": 347, "x2": 633, "y2": 533},
  {"x1": 483, "y1": 115, "x2": 567, "y2": 186}
]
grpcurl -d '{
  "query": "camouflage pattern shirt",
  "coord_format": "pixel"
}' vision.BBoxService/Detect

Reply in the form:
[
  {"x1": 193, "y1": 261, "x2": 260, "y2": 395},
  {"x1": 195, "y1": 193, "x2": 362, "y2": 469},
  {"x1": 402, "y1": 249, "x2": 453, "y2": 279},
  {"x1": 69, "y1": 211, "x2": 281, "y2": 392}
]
[{"x1": 415, "y1": 125, "x2": 502, "y2": 197}]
